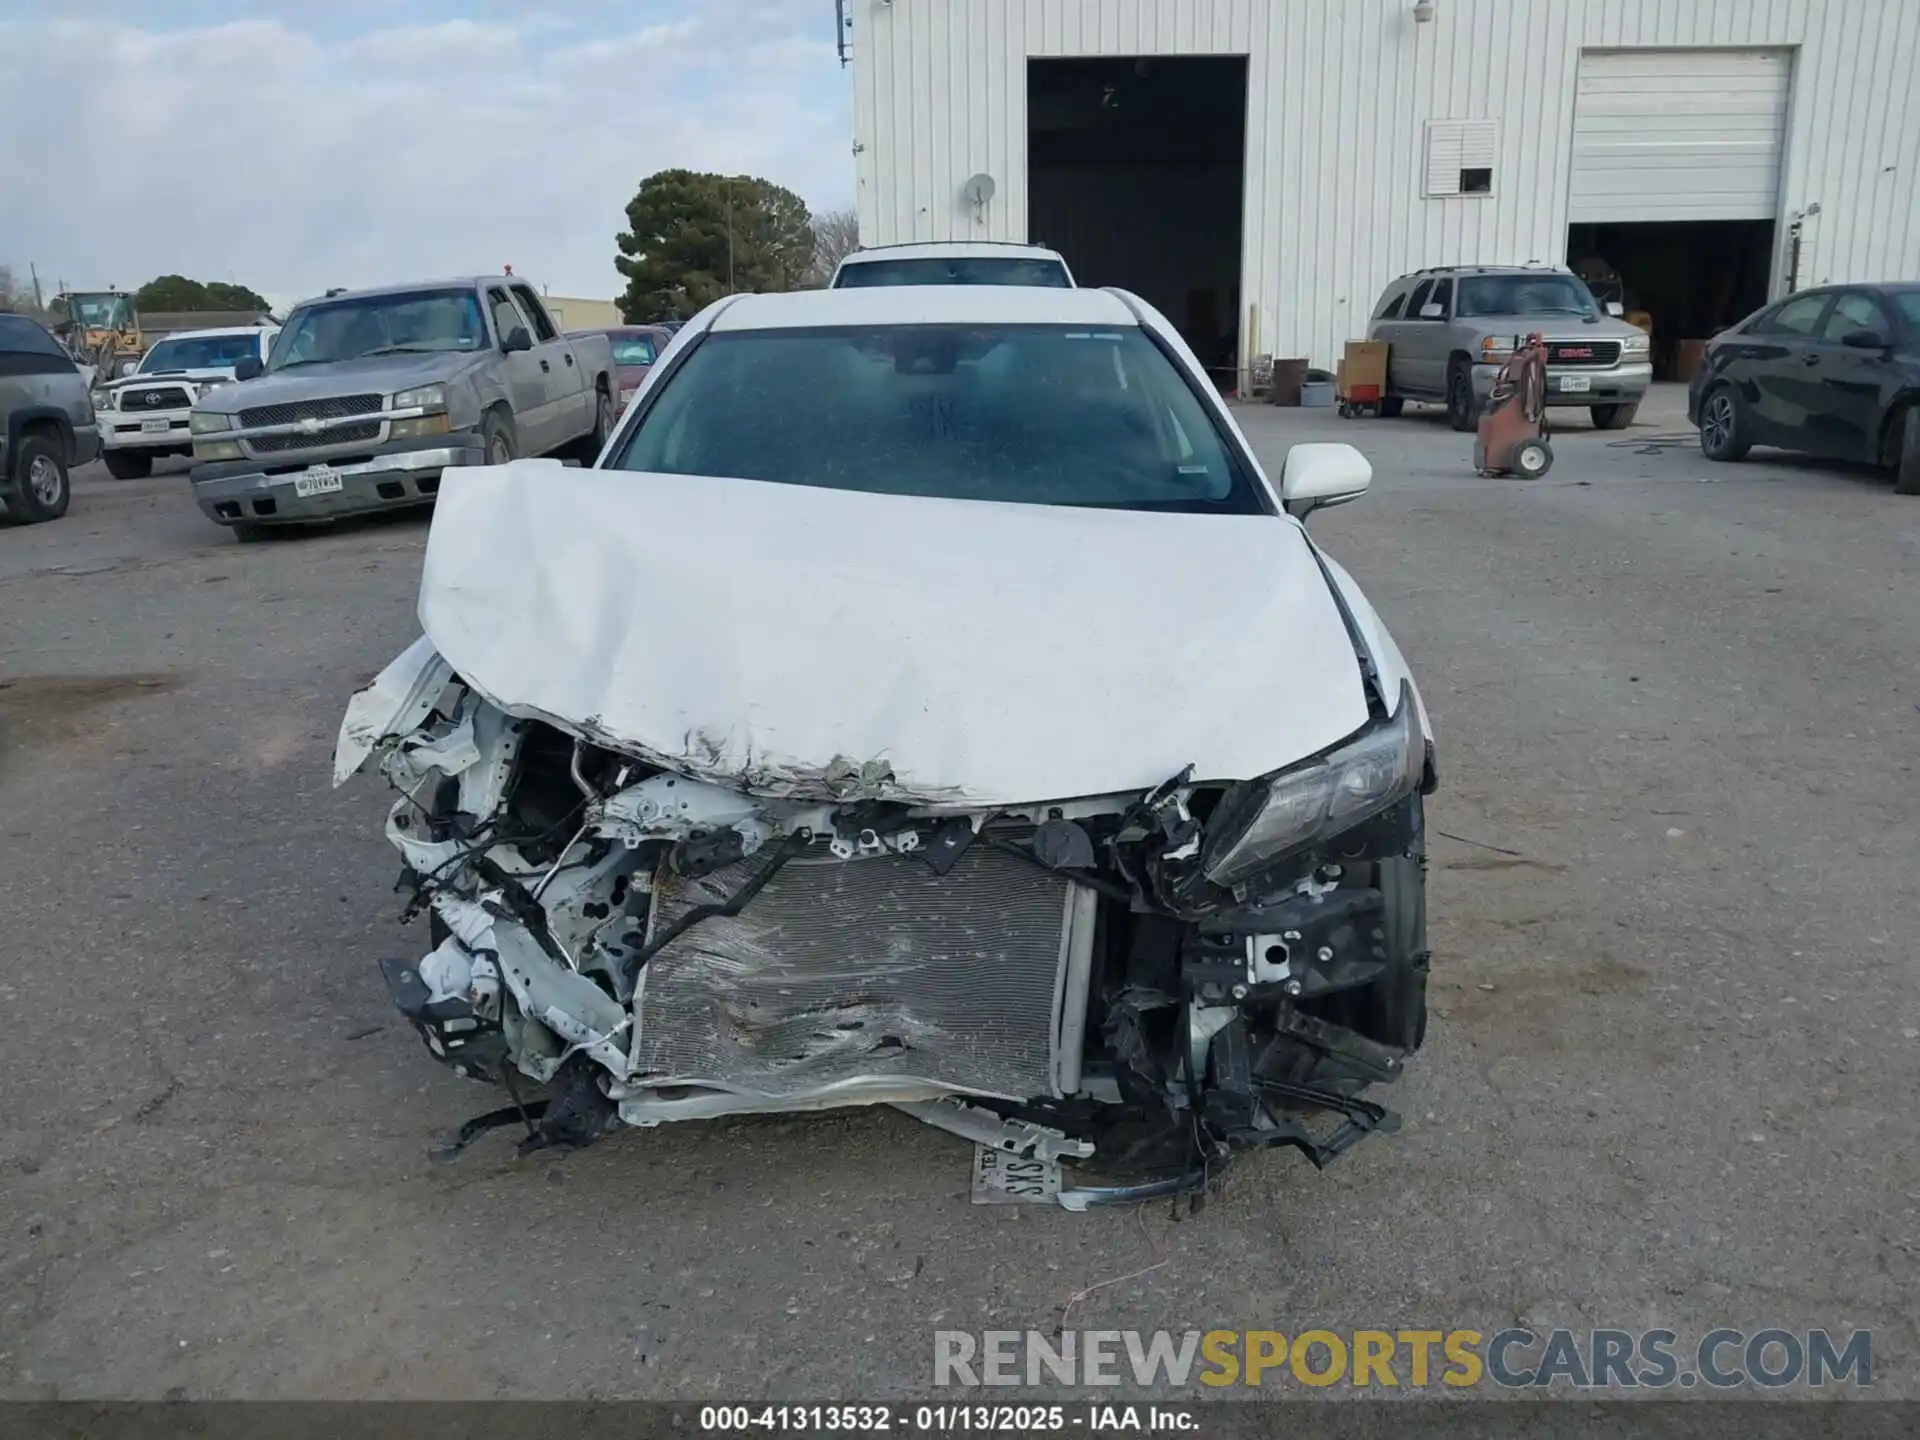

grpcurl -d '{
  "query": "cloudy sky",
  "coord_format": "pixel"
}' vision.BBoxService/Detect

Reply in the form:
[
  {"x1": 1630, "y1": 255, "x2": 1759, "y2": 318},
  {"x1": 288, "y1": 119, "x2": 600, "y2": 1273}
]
[{"x1": 0, "y1": 0, "x2": 853, "y2": 310}]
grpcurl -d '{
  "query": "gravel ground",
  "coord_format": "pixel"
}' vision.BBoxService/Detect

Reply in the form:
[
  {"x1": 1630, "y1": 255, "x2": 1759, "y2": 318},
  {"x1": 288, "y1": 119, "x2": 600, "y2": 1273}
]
[{"x1": 2, "y1": 396, "x2": 1915, "y2": 1400}]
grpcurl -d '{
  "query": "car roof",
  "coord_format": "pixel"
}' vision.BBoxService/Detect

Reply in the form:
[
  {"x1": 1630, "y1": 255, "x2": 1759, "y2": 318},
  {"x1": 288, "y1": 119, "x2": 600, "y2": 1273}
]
[
  {"x1": 1390, "y1": 265, "x2": 1571, "y2": 283},
  {"x1": 290, "y1": 278, "x2": 505, "y2": 306},
  {"x1": 708, "y1": 285, "x2": 1138, "y2": 332},
  {"x1": 839, "y1": 242, "x2": 1068, "y2": 264}
]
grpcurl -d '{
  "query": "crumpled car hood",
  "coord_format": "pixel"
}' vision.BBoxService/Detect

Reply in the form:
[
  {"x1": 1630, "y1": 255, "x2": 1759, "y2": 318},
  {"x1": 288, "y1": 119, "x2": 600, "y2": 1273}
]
[{"x1": 415, "y1": 461, "x2": 1371, "y2": 805}]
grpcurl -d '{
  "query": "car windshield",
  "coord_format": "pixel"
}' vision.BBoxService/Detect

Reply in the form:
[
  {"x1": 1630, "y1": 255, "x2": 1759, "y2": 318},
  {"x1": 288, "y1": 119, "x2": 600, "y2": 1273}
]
[
  {"x1": 611, "y1": 335, "x2": 658, "y2": 366},
  {"x1": 836, "y1": 258, "x2": 1072, "y2": 288},
  {"x1": 611, "y1": 324, "x2": 1257, "y2": 514},
  {"x1": 1456, "y1": 275, "x2": 1599, "y2": 318},
  {"x1": 268, "y1": 289, "x2": 486, "y2": 369},
  {"x1": 68, "y1": 294, "x2": 134, "y2": 329},
  {"x1": 140, "y1": 333, "x2": 261, "y2": 372}
]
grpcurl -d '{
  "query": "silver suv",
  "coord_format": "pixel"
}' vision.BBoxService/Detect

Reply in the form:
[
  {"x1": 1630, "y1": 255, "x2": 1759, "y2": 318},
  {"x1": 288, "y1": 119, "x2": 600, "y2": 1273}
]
[{"x1": 1366, "y1": 265, "x2": 1653, "y2": 431}]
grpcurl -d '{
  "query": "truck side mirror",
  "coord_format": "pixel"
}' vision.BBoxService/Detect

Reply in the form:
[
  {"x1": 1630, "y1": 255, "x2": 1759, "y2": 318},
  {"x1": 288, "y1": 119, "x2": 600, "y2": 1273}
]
[
  {"x1": 234, "y1": 356, "x2": 264, "y2": 381},
  {"x1": 502, "y1": 326, "x2": 533, "y2": 354}
]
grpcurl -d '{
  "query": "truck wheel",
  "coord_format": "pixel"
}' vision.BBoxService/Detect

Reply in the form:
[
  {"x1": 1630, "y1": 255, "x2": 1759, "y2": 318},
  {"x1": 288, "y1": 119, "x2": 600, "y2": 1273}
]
[
  {"x1": 104, "y1": 450, "x2": 153, "y2": 480},
  {"x1": 1590, "y1": 402, "x2": 1638, "y2": 431},
  {"x1": 1698, "y1": 384, "x2": 1750, "y2": 462},
  {"x1": 573, "y1": 385, "x2": 613, "y2": 463},
  {"x1": 482, "y1": 410, "x2": 517, "y2": 466},
  {"x1": 8, "y1": 433, "x2": 71, "y2": 523},
  {"x1": 1446, "y1": 361, "x2": 1477, "y2": 432},
  {"x1": 1893, "y1": 408, "x2": 1920, "y2": 496}
]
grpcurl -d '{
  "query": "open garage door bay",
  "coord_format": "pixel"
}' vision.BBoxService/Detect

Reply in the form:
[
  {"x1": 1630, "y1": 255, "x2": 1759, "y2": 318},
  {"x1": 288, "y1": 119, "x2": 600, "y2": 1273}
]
[{"x1": 1569, "y1": 49, "x2": 1791, "y2": 223}]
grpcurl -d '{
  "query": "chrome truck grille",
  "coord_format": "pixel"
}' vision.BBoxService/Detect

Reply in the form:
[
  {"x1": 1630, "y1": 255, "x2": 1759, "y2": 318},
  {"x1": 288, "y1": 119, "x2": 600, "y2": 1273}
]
[
  {"x1": 250, "y1": 422, "x2": 381, "y2": 453},
  {"x1": 1546, "y1": 340, "x2": 1622, "y2": 368},
  {"x1": 126, "y1": 386, "x2": 190, "y2": 409},
  {"x1": 634, "y1": 842, "x2": 1082, "y2": 1101}
]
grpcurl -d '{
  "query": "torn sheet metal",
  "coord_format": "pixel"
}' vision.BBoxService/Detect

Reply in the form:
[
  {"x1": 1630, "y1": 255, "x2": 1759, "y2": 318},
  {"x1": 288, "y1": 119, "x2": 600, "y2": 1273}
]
[{"x1": 416, "y1": 461, "x2": 1371, "y2": 804}]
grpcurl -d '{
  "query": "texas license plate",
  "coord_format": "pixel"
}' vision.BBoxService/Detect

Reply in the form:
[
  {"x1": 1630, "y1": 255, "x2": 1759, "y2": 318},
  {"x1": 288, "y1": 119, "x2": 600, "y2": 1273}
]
[
  {"x1": 1557, "y1": 374, "x2": 1592, "y2": 393},
  {"x1": 140, "y1": 418, "x2": 170, "y2": 434},
  {"x1": 294, "y1": 464, "x2": 344, "y2": 497},
  {"x1": 970, "y1": 1145, "x2": 1061, "y2": 1205}
]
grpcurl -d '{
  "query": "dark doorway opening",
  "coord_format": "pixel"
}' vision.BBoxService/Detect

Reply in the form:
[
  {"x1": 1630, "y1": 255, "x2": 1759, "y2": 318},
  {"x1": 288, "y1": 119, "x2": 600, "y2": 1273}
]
[
  {"x1": 1028, "y1": 56, "x2": 1247, "y2": 387},
  {"x1": 1567, "y1": 219, "x2": 1774, "y2": 379}
]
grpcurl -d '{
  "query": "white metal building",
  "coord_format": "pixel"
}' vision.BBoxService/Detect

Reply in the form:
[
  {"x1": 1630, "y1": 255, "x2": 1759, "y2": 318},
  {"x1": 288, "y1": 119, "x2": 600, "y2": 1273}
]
[{"x1": 847, "y1": 0, "x2": 1920, "y2": 382}]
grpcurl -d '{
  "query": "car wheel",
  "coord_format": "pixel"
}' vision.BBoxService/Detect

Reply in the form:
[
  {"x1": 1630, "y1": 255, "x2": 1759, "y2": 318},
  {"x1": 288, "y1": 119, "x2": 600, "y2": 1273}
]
[
  {"x1": 1378, "y1": 395, "x2": 1405, "y2": 419},
  {"x1": 103, "y1": 449, "x2": 153, "y2": 480},
  {"x1": 1513, "y1": 438, "x2": 1554, "y2": 479},
  {"x1": 574, "y1": 386, "x2": 613, "y2": 463},
  {"x1": 1446, "y1": 362, "x2": 1477, "y2": 432},
  {"x1": 1590, "y1": 402, "x2": 1638, "y2": 431},
  {"x1": 482, "y1": 409, "x2": 517, "y2": 466},
  {"x1": 9, "y1": 433, "x2": 71, "y2": 523},
  {"x1": 1891, "y1": 408, "x2": 1920, "y2": 496},
  {"x1": 1698, "y1": 385, "x2": 1750, "y2": 462}
]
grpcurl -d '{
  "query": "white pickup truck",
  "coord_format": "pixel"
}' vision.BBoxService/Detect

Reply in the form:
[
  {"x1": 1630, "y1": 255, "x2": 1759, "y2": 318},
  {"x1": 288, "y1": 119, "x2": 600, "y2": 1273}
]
[{"x1": 95, "y1": 326, "x2": 279, "y2": 479}]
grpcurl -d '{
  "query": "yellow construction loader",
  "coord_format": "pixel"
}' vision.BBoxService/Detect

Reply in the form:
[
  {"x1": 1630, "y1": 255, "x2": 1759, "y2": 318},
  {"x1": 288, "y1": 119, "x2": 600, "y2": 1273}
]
[{"x1": 52, "y1": 289, "x2": 144, "y2": 381}]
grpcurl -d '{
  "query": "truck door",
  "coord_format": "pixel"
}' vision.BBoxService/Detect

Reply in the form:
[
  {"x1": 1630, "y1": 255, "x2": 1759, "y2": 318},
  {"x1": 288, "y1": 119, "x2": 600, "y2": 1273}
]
[
  {"x1": 486, "y1": 287, "x2": 554, "y2": 455},
  {"x1": 512, "y1": 284, "x2": 586, "y2": 440}
]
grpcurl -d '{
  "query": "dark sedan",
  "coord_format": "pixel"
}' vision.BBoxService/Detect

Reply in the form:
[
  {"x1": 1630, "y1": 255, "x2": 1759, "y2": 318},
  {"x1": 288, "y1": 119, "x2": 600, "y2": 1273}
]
[
  {"x1": 571, "y1": 326, "x2": 673, "y2": 407},
  {"x1": 1689, "y1": 283, "x2": 1920, "y2": 493}
]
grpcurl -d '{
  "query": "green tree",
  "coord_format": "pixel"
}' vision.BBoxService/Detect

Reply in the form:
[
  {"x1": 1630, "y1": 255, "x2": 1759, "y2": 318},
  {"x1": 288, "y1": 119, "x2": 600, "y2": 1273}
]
[
  {"x1": 615, "y1": 169, "x2": 815, "y2": 322},
  {"x1": 134, "y1": 274, "x2": 269, "y2": 312}
]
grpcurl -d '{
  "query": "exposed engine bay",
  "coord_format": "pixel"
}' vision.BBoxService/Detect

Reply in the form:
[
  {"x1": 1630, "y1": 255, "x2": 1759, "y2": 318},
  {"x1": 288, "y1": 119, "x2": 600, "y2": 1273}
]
[{"x1": 343, "y1": 639, "x2": 1435, "y2": 1206}]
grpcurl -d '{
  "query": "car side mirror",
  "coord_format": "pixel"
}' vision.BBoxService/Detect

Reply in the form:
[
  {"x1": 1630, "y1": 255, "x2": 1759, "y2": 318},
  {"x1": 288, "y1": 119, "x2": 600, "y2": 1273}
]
[
  {"x1": 1841, "y1": 329, "x2": 1890, "y2": 350},
  {"x1": 502, "y1": 325, "x2": 533, "y2": 353},
  {"x1": 1605, "y1": 301, "x2": 1625, "y2": 317},
  {"x1": 234, "y1": 356, "x2": 264, "y2": 381},
  {"x1": 1280, "y1": 442, "x2": 1372, "y2": 519},
  {"x1": 1419, "y1": 303, "x2": 1444, "y2": 320}
]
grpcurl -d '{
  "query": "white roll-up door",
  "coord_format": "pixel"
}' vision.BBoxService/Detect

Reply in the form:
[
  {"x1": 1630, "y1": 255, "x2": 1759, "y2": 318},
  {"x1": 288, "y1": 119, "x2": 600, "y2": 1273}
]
[{"x1": 1569, "y1": 49, "x2": 1791, "y2": 223}]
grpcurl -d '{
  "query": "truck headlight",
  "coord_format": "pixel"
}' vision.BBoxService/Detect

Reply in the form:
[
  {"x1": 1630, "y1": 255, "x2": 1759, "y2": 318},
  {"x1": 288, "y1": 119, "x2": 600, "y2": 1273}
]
[
  {"x1": 1621, "y1": 332, "x2": 1651, "y2": 356},
  {"x1": 1479, "y1": 336, "x2": 1515, "y2": 364},
  {"x1": 391, "y1": 384, "x2": 446, "y2": 412},
  {"x1": 92, "y1": 389, "x2": 114, "y2": 412},
  {"x1": 1201, "y1": 681, "x2": 1423, "y2": 889},
  {"x1": 194, "y1": 439, "x2": 243, "y2": 461},
  {"x1": 189, "y1": 410, "x2": 232, "y2": 434}
]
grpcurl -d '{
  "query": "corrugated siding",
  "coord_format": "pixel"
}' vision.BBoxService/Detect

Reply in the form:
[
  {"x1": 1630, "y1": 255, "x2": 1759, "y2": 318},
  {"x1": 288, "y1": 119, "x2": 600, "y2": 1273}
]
[
  {"x1": 852, "y1": 0, "x2": 1920, "y2": 368},
  {"x1": 1569, "y1": 49, "x2": 1792, "y2": 222}
]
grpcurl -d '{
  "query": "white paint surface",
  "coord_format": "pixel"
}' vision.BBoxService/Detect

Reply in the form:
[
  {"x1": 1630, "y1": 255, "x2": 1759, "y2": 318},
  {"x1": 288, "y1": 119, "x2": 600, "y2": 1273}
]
[{"x1": 414, "y1": 460, "x2": 1372, "y2": 805}]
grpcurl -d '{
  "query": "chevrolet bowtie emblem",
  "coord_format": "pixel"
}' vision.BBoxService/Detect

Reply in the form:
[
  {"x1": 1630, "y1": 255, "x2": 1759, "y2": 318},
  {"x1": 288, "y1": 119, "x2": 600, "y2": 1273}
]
[{"x1": 299, "y1": 417, "x2": 323, "y2": 434}]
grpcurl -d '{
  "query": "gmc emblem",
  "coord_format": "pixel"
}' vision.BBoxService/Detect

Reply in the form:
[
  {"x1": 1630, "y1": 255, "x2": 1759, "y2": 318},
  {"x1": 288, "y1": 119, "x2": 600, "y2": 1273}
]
[{"x1": 1557, "y1": 346, "x2": 1593, "y2": 359}]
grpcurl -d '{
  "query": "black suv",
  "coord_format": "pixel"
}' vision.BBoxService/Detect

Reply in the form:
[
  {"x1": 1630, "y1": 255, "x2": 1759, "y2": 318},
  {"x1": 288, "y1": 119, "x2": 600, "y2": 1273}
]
[{"x1": 1690, "y1": 284, "x2": 1920, "y2": 494}]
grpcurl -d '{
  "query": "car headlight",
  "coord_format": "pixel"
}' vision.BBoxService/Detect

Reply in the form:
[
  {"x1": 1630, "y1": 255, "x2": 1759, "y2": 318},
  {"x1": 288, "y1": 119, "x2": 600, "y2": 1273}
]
[
  {"x1": 392, "y1": 384, "x2": 446, "y2": 413},
  {"x1": 1479, "y1": 336, "x2": 1515, "y2": 364},
  {"x1": 189, "y1": 410, "x2": 232, "y2": 434},
  {"x1": 1201, "y1": 681, "x2": 1423, "y2": 890},
  {"x1": 195, "y1": 379, "x2": 231, "y2": 398},
  {"x1": 1621, "y1": 332, "x2": 1651, "y2": 356}
]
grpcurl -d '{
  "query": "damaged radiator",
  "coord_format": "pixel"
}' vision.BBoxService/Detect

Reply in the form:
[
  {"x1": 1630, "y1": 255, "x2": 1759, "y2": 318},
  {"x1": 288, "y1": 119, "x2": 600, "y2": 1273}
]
[{"x1": 633, "y1": 842, "x2": 1083, "y2": 1101}]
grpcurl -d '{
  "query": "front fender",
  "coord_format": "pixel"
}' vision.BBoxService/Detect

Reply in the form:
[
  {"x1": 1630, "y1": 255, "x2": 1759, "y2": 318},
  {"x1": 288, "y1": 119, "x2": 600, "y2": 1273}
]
[
  {"x1": 1312, "y1": 547, "x2": 1436, "y2": 783},
  {"x1": 334, "y1": 634, "x2": 454, "y2": 786}
]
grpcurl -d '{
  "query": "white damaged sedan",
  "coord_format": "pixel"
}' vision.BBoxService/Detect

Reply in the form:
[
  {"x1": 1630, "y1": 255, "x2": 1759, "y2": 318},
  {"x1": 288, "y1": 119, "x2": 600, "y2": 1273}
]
[{"x1": 336, "y1": 284, "x2": 1436, "y2": 1206}]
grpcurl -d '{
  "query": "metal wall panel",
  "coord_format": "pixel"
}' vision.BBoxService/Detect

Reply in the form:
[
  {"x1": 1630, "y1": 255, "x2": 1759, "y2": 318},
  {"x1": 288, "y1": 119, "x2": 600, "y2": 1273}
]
[{"x1": 851, "y1": 0, "x2": 1920, "y2": 369}]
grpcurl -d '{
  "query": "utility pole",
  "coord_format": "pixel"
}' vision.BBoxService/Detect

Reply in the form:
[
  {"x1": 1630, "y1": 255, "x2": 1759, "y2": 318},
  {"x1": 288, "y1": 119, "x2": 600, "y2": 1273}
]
[{"x1": 29, "y1": 262, "x2": 43, "y2": 310}]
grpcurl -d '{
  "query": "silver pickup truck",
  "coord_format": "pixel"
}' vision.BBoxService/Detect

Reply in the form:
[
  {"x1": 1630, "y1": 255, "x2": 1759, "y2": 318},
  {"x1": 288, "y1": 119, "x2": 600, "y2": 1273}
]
[{"x1": 188, "y1": 277, "x2": 617, "y2": 535}]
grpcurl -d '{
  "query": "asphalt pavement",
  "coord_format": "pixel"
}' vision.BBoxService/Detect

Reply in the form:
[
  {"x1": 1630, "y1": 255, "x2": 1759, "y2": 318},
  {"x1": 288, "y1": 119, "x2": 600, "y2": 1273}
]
[{"x1": 2, "y1": 392, "x2": 1916, "y2": 1399}]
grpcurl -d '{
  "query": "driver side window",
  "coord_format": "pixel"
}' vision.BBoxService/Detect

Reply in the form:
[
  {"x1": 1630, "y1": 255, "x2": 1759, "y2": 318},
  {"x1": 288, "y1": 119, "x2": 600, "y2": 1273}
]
[
  {"x1": 1405, "y1": 280, "x2": 1435, "y2": 318},
  {"x1": 1758, "y1": 293, "x2": 1831, "y2": 337}
]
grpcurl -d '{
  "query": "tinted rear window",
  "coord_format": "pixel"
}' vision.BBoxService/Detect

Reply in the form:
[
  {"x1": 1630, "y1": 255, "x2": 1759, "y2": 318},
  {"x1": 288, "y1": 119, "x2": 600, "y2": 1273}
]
[
  {"x1": 835, "y1": 257, "x2": 1072, "y2": 288},
  {"x1": 0, "y1": 315, "x2": 69, "y2": 358},
  {"x1": 611, "y1": 323, "x2": 1259, "y2": 514}
]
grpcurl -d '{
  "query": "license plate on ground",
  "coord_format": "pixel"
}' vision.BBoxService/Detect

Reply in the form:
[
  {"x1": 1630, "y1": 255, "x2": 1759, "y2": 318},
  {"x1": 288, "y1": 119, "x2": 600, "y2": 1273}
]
[
  {"x1": 140, "y1": 418, "x2": 171, "y2": 434},
  {"x1": 971, "y1": 1145, "x2": 1061, "y2": 1205},
  {"x1": 1557, "y1": 374, "x2": 1592, "y2": 393},
  {"x1": 294, "y1": 464, "x2": 344, "y2": 498}
]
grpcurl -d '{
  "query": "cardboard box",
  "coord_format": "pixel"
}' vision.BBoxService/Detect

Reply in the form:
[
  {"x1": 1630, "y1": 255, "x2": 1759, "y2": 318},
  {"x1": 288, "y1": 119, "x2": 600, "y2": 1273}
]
[{"x1": 1339, "y1": 340, "x2": 1389, "y2": 400}]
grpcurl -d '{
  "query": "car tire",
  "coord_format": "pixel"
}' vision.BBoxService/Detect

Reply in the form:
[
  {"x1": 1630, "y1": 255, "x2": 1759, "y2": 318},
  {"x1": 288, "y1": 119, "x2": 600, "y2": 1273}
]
[
  {"x1": 1590, "y1": 402, "x2": 1638, "y2": 431},
  {"x1": 1891, "y1": 408, "x2": 1920, "y2": 496},
  {"x1": 1344, "y1": 799, "x2": 1429, "y2": 1053},
  {"x1": 482, "y1": 409, "x2": 517, "y2": 466},
  {"x1": 572, "y1": 385, "x2": 613, "y2": 463},
  {"x1": 103, "y1": 449, "x2": 153, "y2": 480},
  {"x1": 1446, "y1": 361, "x2": 1477, "y2": 432},
  {"x1": 1378, "y1": 395, "x2": 1405, "y2": 419},
  {"x1": 1697, "y1": 384, "x2": 1750, "y2": 462},
  {"x1": 8, "y1": 432, "x2": 72, "y2": 524}
]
